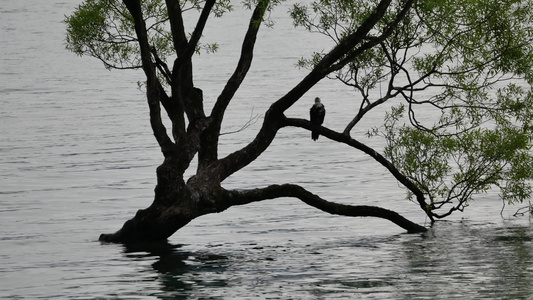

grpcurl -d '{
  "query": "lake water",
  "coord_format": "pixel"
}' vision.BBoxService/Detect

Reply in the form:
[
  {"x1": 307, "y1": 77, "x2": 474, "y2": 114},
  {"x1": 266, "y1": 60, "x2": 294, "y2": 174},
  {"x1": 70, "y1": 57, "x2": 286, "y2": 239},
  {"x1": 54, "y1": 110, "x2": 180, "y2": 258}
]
[{"x1": 2, "y1": 1, "x2": 533, "y2": 299}]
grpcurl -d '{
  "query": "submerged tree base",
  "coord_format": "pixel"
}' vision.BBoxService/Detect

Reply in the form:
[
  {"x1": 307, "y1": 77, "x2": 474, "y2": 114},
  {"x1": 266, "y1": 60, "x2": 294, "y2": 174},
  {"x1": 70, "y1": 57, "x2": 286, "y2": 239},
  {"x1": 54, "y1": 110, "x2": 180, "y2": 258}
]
[
  {"x1": 99, "y1": 206, "x2": 427, "y2": 244},
  {"x1": 99, "y1": 180, "x2": 427, "y2": 244},
  {"x1": 98, "y1": 208, "x2": 193, "y2": 243}
]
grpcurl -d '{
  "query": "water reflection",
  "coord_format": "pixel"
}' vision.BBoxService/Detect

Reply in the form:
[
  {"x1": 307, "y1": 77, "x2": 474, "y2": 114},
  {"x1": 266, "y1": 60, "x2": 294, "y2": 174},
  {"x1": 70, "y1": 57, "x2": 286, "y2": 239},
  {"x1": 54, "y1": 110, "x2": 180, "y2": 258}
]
[
  {"x1": 117, "y1": 221, "x2": 533, "y2": 299},
  {"x1": 399, "y1": 221, "x2": 533, "y2": 299},
  {"x1": 122, "y1": 241, "x2": 230, "y2": 299}
]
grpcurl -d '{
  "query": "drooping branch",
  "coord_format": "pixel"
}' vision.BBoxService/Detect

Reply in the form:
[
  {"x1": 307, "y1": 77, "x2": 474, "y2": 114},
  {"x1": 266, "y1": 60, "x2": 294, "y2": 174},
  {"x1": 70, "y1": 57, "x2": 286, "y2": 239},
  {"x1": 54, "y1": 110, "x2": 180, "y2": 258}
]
[
  {"x1": 225, "y1": 184, "x2": 427, "y2": 233},
  {"x1": 283, "y1": 117, "x2": 434, "y2": 221}
]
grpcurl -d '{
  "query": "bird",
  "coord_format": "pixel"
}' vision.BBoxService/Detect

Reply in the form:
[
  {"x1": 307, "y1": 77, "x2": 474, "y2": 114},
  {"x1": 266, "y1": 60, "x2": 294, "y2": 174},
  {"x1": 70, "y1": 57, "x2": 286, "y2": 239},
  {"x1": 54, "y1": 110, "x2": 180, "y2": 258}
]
[{"x1": 309, "y1": 97, "x2": 326, "y2": 141}]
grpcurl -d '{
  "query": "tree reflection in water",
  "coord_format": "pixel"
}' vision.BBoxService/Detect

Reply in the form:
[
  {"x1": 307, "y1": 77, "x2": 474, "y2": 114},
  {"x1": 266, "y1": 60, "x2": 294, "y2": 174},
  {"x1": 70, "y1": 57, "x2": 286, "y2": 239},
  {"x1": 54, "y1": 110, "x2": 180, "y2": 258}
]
[{"x1": 118, "y1": 221, "x2": 533, "y2": 299}]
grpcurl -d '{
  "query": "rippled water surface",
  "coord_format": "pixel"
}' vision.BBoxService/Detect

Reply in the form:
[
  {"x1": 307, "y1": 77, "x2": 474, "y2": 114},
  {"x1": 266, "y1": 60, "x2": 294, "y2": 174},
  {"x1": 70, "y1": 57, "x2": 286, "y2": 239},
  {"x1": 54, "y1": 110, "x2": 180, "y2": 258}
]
[{"x1": 2, "y1": 1, "x2": 533, "y2": 299}]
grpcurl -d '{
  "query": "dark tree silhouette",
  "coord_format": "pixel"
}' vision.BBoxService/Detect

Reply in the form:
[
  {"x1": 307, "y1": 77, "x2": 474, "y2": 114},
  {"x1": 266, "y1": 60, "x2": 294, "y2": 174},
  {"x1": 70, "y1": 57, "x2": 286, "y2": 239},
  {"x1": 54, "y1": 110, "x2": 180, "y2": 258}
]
[{"x1": 65, "y1": 0, "x2": 533, "y2": 243}]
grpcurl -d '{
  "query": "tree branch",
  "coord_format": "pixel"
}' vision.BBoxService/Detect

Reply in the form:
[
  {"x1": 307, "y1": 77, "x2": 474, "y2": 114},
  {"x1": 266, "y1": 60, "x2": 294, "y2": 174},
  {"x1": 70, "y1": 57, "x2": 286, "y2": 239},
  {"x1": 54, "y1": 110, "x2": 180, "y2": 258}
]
[
  {"x1": 197, "y1": 0, "x2": 270, "y2": 171},
  {"x1": 225, "y1": 184, "x2": 427, "y2": 233},
  {"x1": 151, "y1": 46, "x2": 172, "y2": 85},
  {"x1": 184, "y1": 0, "x2": 216, "y2": 59},
  {"x1": 164, "y1": 0, "x2": 188, "y2": 55},
  {"x1": 169, "y1": 0, "x2": 215, "y2": 124},
  {"x1": 197, "y1": 110, "x2": 283, "y2": 184},
  {"x1": 203, "y1": 0, "x2": 399, "y2": 182},
  {"x1": 328, "y1": 0, "x2": 415, "y2": 73},
  {"x1": 270, "y1": 0, "x2": 399, "y2": 116},
  {"x1": 164, "y1": 0, "x2": 210, "y2": 142},
  {"x1": 283, "y1": 117, "x2": 434, "y2": 221},
  {"x1": 211, "y1": 1, "x2": 269, "y2": 121},
  {"x1": 123, "y1": 0, "x2": 174, "y2": 153}
]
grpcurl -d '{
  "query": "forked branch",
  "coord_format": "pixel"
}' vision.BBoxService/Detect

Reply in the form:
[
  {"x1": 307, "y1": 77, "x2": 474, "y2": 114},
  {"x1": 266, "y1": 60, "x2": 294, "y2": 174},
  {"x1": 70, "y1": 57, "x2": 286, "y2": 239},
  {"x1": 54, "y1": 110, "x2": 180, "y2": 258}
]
[
  {"x1": 197, "y1": 0, "x2": 270, "y2": 171},
  {"x1": 210, "y1": 0, "x2": 408, "y2": 181}
]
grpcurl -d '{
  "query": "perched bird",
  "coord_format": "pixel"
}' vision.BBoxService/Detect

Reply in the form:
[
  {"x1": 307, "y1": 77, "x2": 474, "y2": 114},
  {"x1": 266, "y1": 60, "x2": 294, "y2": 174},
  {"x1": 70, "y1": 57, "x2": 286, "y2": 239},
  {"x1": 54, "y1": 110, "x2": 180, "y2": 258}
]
[{"x1": 309, "y1": 97, "x2": 326, "y2": 141}]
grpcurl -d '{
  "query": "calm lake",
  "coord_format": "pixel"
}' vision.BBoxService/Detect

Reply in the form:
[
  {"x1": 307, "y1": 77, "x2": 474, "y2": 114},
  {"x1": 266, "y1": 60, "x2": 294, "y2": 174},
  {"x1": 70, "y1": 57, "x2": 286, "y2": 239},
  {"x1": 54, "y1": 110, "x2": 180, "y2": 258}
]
[{"x1": 2, "y1": 1, "x2": 533, "y2": 299}]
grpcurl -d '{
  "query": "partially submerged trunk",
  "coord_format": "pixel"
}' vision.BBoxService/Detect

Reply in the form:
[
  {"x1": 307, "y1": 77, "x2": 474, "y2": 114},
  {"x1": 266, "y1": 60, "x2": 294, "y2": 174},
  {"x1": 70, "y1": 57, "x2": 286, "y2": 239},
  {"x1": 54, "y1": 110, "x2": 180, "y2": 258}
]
[
  {"x1": 100, "y1": 159, "x2": 195, "y2": 243},
  {"x1": 99, "y1": 156, "x2": 231, "y2": 243},
  {"x1": 99, "y1": 155, "x2": 427, "y2": 244}
]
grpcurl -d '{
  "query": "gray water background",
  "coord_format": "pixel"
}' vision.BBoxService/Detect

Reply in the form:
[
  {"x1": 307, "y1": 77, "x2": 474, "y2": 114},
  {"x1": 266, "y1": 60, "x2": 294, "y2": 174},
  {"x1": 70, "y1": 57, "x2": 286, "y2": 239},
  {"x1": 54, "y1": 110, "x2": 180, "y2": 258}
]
[{"x1": 2, "y1": 1, "x2": 533, "y2": 299}]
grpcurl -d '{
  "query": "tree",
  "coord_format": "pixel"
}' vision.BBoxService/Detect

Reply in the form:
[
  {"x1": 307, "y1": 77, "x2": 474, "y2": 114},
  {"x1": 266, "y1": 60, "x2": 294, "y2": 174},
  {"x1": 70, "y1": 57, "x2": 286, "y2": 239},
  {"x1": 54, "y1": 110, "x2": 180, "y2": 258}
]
[{"x1": 65, "y1": 0, "x2": 533, "y2": 243}]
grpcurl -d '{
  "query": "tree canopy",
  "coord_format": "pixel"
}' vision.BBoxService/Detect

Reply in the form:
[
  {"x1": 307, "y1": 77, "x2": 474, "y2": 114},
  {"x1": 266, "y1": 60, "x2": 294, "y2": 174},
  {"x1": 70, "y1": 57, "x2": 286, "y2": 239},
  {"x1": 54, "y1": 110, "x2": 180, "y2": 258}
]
[
  {"x1": 65, "y1": 0, "x2": 533, "y2": 243},
  {"x1": 291, "y1": 0, "x2": 533, "y2": 219}
]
